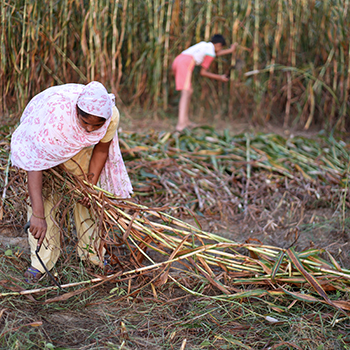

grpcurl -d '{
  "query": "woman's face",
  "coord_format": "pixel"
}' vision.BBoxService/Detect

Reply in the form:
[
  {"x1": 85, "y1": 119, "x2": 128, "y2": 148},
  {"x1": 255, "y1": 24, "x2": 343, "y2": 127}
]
[{"x1": 77, "y1": 111, "x2": 106, "y2": 133}]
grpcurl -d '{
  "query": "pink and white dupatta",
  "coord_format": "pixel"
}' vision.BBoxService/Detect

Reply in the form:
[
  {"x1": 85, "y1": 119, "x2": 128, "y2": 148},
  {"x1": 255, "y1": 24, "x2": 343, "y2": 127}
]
[{"x1": 11, "y1": 82, "x2": 132, "y2": 198}]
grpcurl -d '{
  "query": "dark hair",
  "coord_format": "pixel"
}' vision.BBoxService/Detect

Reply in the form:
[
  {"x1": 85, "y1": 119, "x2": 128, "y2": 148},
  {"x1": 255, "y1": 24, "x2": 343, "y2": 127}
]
[
  {"x1": 77, "y1": 105, "x2": 105, "y2": 122},
  {"x1": 77, "y1": 105, "x2": 89, "y2": 118},
  {"x1": 210, "y1": 34, "x2": 226, "y2": 46}
]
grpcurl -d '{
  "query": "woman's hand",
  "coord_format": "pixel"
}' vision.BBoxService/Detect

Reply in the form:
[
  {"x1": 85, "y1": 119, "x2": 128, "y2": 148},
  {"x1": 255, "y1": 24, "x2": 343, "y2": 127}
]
[
  {"x1": 79, "y1": 196, "x2": 91, "y2": 208},
  {"x1": 29, "y1": 216, "x2": 47, "y2": 246}
]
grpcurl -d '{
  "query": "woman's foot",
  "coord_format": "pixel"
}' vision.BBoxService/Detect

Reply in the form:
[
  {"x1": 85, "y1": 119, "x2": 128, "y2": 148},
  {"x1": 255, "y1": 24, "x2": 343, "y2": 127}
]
[{"x1": 24, "y1": 266, "x2": 43, "y2": 283}]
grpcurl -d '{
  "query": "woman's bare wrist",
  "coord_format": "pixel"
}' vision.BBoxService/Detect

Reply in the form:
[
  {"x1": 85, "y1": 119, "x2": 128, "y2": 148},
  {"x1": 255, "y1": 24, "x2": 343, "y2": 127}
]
[{"x1": 32, "y1": 212, "x2": 46, "y2": 220}]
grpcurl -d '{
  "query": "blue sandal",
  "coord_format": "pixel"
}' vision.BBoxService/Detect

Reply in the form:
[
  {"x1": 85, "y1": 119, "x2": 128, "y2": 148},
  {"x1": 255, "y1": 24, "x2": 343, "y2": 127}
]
[{"x1": 24, "y1": 266, "x2": 43, "y2": 283}]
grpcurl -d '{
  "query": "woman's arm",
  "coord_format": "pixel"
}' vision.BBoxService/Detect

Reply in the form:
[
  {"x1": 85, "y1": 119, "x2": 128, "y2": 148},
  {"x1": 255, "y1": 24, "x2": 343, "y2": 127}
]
[
  {"x1": 78, "y1": 140, "x2": 111, "y2": 207},
  {"x1": 88, "y1": 140, "x2": 111, "y2": 185},
  {"x1": 27, "y1": 170, "x2": 47, "y2": 246}
]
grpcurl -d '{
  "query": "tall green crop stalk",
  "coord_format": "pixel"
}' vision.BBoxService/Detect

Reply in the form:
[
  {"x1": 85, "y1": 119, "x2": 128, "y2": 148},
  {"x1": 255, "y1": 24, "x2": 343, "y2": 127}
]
[
  {"x1": 252, "y1": 0, "x2": 259, "y2": 82},
  {"x1": 268, "y1": 0, "x2": 282, "y2": 90},
  {"x1": 23, "y1": 1, "x2": 32, "y2": 101},
  {"x1": 163, "y1": 1, "x2": 173, "y2": 110},
  {"x1": 265, "y1": 0, "x2": 282, "y2": 123},
  {"x1": 20, "y1": 0, "x2": 27, "y2": 73},
  {"x1": 229, "y1": 1, "x2": 239, "y2": 117},
  {"x1": 205, "y1": 0, "x2": 212, "y2": 41},
  {"x1": 288, "y1": 0, "x2": 297, "y2": 68},
  {"x1": 100, "y1": 0, "x2": 110, "y2": 80},
  {"x1": 115, "y1": 0, "x2": 128, "y2": 93},
  {"x1": 153, "y1": 0, "x2": 164, "y2": 109},
  {"x1": 252, "y1": 0, "x2": 263, "y2": 123},
  {"x1": 284, "y1": 0, "x2": 295, "y2": 128},
  {"x1": 159, "y1": 1, "x2": 167, "y2": 102},
  {"x1": 61, "y1": 0, "x2": 68, "y2": 79},
  {"x1": 0, "y1": 0, "x2": 6, "y2": 113},
  {"x1": 241, "y1": 1, "x2": 251, "y2": 50},
  {"x1": 49, "y1": 0, "x2": 53, "y2": 38},
  {"x1": 111, "y1": 0, "x2": 119, "y2": 91},
  {"x1": 337, "y1": 1, "x2": 350, "y2": 132},
  {"x1": 195, "y1": 4, "x2": 204, "y2": 43},
  {"x1": 337, "y1": 43, "x2": 350, "y2": 132},
  {"x1": 88, "y1": 0, "x2": 95, "y2": 81},
  {"x1": 184, "y1": 0, "x2": 192, "y2": 48},
  {"x1": 103, "y1": 0, "x2": 111, "y2": 80},
  {"x1": 17, "y1": 0, "x2": 29, "y2": 108},
  {"x1": 341, "y1": 160, "x2": 350, "y2": 233},
  {"x1": 216, "y1": 0, "x2": 224, "y2": 105}
]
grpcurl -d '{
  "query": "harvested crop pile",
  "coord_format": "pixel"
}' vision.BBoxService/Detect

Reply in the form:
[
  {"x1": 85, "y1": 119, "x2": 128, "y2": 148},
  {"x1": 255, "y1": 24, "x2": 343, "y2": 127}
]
[{"x1": 1, "y1": 127, "x2": 349, "y2": 311}]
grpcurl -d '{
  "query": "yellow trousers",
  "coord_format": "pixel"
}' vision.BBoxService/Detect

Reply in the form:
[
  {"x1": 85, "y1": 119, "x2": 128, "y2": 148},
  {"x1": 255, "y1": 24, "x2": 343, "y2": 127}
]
[{"x1": 28, "y1": 148, "x2": 105, "y2": 273}]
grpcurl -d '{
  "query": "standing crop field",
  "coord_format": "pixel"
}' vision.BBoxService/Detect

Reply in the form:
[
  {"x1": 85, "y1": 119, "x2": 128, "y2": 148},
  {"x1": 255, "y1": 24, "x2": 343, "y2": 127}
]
[
  {"x1": 1, "y1": 2, "x2": 350, "y2": 348},
  {"x1": 1, "y1": 0, "x2": 350, "y2": 131}
]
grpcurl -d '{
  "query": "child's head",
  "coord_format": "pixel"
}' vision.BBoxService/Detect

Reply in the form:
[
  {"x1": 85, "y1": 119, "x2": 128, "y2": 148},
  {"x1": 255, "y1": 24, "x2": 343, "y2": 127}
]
[{"x1": 210, "y1": 34, "x2": 226, "y2": 53}]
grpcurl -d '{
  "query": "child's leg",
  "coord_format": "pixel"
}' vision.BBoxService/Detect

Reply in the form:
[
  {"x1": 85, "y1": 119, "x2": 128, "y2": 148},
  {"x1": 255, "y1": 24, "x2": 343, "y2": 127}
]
[
  {"x1": 176, "y1": 88, "x2": 193, "y2": 131},
  {"x1": 27, "y1": 195, "x2": 61, "y2": 273},
  {"x1": 173, "y1": 55, "x2": 195, "y2": 131},
  {"x1": 74, "y1": 203, "x2": 105, "y2": 266}
]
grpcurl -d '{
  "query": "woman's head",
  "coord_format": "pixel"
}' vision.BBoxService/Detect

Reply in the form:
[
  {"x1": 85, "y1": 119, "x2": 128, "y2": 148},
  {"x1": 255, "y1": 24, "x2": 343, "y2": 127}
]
[
  {"x1": 76, "y1": 105, "x2": 106, "y2": 132},
  {"x1": 77, "y1": 81, "x2": 113, "y2": 122}
]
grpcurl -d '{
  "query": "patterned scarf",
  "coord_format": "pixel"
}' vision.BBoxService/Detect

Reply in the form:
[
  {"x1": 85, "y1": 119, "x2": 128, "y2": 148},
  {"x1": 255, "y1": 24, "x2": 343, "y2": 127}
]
[{"x1": 11, "y1": 82, "x2": 132, "y2": 198}]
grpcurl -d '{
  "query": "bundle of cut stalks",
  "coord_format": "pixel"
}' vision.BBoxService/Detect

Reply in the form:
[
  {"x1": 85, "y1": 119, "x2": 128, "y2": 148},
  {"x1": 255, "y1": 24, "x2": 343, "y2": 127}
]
[
  {"x1": 1, "y1": 130, "x2": 350, "y2": 312},
  {"x1": 6, "y1": 165, "x2": 350, "y2": 311},
  {"x1": 60, "y1": 166, "x2": 350, "y2": 310}
]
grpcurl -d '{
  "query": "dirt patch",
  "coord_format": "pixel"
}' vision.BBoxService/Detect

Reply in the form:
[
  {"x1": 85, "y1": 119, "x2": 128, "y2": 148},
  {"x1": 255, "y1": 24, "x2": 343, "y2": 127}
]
[{"x1": 119, "y1": 106, "x2": 323, "y2": 138}]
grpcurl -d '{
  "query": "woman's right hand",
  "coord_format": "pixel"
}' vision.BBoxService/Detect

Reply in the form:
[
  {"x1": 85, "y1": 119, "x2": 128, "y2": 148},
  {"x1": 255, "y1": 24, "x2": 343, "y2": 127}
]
[
  {"x1": 79, "y1": 196, "x2": 91, "y2": 208},
  {"x1": 29, "y1": 216, "x2": 47, "y2": 246}
]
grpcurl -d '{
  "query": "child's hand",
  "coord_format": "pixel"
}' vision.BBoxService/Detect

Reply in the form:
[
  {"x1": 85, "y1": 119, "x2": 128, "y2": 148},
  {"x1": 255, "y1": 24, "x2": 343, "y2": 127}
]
[
  {"x1": 231, "y1": 42, "x2": 238, "y2": 52},
  {"x1": 220, "y1": 74, "x2": 230, "y2": 82}
]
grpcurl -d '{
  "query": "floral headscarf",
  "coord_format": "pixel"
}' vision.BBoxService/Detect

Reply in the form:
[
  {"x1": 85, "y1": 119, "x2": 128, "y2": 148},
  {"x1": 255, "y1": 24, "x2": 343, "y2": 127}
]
[{"x1": 11, "y1": 82, "x2": 132, "y2": 197}]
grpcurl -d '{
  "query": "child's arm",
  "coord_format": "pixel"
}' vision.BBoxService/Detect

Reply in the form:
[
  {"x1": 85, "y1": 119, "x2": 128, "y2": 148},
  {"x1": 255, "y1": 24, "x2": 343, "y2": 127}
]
[
  {"x1": 216, "y1": 42, "x2": 238, "y2": 57},
  {"x1": 200, "y1": 68, "x2": 229, "y2": 82}
]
